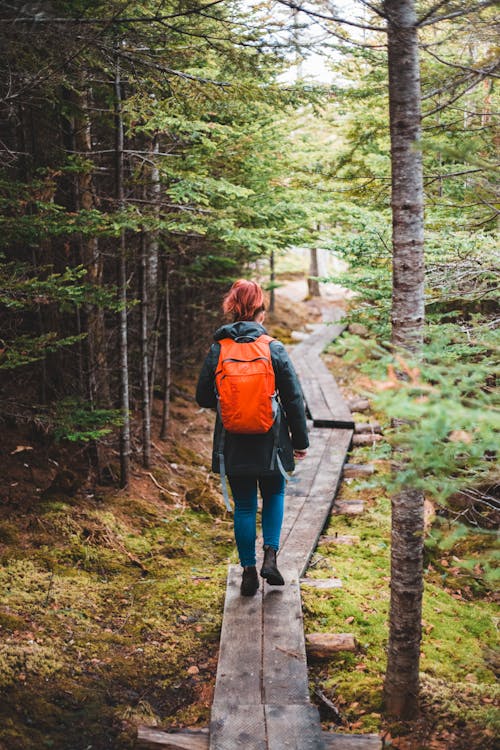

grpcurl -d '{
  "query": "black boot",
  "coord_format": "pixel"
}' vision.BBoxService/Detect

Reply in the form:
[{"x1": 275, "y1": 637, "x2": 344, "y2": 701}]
[
  {"x1": 260, "y1": 545, "x2": 285, "y2": 586},
  {"x1": 241, "y1": 566, "x2": 259, "y2": 596}
]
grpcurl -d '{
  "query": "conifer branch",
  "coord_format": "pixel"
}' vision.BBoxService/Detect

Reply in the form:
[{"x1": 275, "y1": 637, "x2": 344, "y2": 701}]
[
  {"x1": 276, "y1": 0, "x2": 386, "y2": 32},
  {"x1": 416, "y1": 0, "x2": 498, "y2": 27},
  {"x1": 0, "y1": 0, "x2": 227, "y2": 25}
]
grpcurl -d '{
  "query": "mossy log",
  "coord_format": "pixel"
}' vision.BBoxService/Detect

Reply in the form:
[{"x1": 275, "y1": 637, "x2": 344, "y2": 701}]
[
  {"x1": 352, "y1": 433, "x2": 384, "y2": 446},
  {"x1": 306, "y1": 633, "x2": 357, "y2": 657},
  {"x1": 300, "y1": 577, "x2": 343, "y2": 589},
  {"x1": 343, "y1": 463, "x2": 375, "y2": 478},
  {"x1": 354, "y1": 422, "x2": 382, "y2": 434}
]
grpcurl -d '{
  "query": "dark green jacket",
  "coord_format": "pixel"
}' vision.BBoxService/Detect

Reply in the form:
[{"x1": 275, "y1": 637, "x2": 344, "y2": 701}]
[{"x1": 196, "y1": 321, "x2": 309, "y2": 477}]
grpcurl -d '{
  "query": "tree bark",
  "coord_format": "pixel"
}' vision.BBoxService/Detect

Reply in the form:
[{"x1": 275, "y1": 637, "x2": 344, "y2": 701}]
[
  {"x1": 160, "y1": 259, "x2": 172, "y2": 440},
  {"x1": 114, "y1": 46, "x2": 131, "y2": 488},
  {"x1": 383, "y1": 0, "x2": 425, "y2": 720},
  {"x1": 269, "y1": 249, "x2": 275, "y2": 313},
  {"x1": 386, "y1": 0, "x2": 424, "y2": 354},
  {"x1": 147, "y1": 134, "x2": 160, "y2": 410},
  {"x1": 72, "y1": 84, "x2": 110, "y2": 410},
  {"x1": 308, "y1": 247, "x2": 321, "y2": 297},
  {"x1": 140, "y1": 230, "x2": 151, "y2": 468}
]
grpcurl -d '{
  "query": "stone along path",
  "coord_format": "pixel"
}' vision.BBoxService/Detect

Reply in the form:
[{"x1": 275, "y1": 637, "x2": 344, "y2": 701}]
[{"x1": 138, "y1": 310, "x2": 381, "y2": 750}]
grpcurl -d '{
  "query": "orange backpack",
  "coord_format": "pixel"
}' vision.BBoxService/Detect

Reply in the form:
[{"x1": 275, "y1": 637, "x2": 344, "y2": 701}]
[{"x1": 215, "y1": 334, "x2": 277, "y2": 434}]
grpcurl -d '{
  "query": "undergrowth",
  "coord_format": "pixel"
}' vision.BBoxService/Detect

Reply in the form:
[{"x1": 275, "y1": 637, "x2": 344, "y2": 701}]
[
  {"x1": 304, "y1": 473, "x2": 499, "y2": 746},
  {"x1": 0, "y1": 392, "x2": 234, "y2": 750}
]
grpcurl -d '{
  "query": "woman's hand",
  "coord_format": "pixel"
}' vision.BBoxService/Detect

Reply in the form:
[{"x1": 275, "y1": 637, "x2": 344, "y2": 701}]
[{"x1": 293, "y1": 449, "x2": 307, "y2": 460}]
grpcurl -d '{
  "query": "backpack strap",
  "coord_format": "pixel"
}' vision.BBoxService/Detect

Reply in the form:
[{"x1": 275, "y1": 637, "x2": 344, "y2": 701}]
[
  {"x1": 216, "y1": 408, "x2": 233, "y2": 513},
  {"x1": 269, "y1": 396, "x2": 290, "y2": 483}
]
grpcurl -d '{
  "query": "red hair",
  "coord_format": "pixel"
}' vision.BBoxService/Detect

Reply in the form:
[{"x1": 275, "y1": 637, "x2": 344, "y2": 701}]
[{"x1": 223, "y1": 279, "x2": 265, "y2": 322}]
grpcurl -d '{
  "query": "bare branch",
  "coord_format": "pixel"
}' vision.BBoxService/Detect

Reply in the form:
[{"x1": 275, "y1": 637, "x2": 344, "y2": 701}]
[
  {"x1": 423, "y1": 73, "x2": 494, "y2": 117},
  {"x1": 423, "y1": 48, "x2": 500, "y2": 79},
  {"x1": 356, "y1": 0, "x2": 388, "y2": 19},
  {"x1": 417, "y1": 1, "x2": 499, "y2": 27},
  {"x1": 275, "y1": 0, "x2": 386, "y2": 32},
  {"x1": 416, "y1": 0, "x2": 453, "y2": 26}
]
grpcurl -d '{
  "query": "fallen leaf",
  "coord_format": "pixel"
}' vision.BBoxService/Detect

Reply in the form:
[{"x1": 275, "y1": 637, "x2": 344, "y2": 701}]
[
  {"x1": 11, "y1": 445, "x2": 33, "y2": 454},
  {"x1": 187, "y1": 665, "x2": 199, "y2": 675},
  {"x1": 345, "y1": 616, "x2": 355, "y2": 624}
]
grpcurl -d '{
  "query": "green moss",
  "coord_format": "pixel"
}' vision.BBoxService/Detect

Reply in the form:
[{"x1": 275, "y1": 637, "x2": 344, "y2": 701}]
[
  {"x1": 0, "y1": 610, "x2": 27, "y2": 632},
  {"x1": 304, "y1": 479, "x2": 499, "y2": 740},
  {"x1": 0, "y1": 520, "x2": 19, "y2": 544}
]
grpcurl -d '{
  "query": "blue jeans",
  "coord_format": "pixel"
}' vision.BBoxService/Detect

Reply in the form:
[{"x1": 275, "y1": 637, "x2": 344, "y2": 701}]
[{"x1": 228, "y1": 475, "x2": 286, "y2": 567}]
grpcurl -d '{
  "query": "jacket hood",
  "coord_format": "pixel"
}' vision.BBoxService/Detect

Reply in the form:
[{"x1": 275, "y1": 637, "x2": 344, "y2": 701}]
[{"x1": 214, "y1": 321, "x2": 267, "y2": 342}]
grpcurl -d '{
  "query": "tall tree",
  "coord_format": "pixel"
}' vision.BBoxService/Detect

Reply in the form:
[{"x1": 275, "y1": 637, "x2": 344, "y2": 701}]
[
  {"x1": 383, "y1": 0, "x2": 424, "y2": 719},
  {"x1": 114, "y1": 43, "x2": 131, "y2": 488}
]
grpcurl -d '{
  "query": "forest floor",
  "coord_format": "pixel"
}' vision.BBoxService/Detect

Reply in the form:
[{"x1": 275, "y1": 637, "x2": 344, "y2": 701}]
[{"x1": 0, "y1": 276, "x2": 498, "y2": 750}]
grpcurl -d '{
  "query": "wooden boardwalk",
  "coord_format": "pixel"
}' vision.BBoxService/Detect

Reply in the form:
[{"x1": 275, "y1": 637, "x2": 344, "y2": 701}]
[{"x1": 138, "y1": 311, "x2": 381, "y2": 750}]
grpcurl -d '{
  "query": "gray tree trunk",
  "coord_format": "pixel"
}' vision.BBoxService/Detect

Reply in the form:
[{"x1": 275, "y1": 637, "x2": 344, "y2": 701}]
[
  {"x1": 114, "y1": 48, "x2": 131, "y2": 488},
  {"x1": 140, "y1": 230, "x2": 151, "y2": 468},
  {"x1": 269, "y1": 250, "x2": 275, "y2": 313},
  {"x1": 147, "y1": 134, "x2": 160, "y2": 413},
  {"x1": 386, "y1": 0, "x2": 425, "y2": 353},
  {"x1": 160, "y1": 260, "x2": 172, "y2": 440},
  {"x1": 383, "y1": 0, "x2": 425, "y2": 720},
  {"x1": 72, "y1": 84, "x2": 110, "y2": 409},
  {"x1": 308, "y1": 247, "x2": 321, "y2": 297}
]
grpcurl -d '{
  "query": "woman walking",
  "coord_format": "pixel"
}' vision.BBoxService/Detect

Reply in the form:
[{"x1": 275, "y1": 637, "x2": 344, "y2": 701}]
[{"x1": 196, "y1": 279, "x2": 309, "y2": 596}]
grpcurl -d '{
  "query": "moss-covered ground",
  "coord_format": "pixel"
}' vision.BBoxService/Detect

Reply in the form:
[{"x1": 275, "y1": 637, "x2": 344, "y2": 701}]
[
  {"x1": 306, "y1": 338, "x2": 499, "y2": 749},
  {"x1": 0, "y1": 386, "x2": 235, "y2": 750},
  {"x1": 1, "y1": 289, "x2": 497, "y2": 750}
]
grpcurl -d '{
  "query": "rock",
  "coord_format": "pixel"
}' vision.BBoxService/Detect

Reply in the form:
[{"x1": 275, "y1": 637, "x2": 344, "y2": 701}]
[
  {"x1": 347, "y1": 323, "x2": 369, "y2": 337},
  {"x1": 347, "y1": 398, "x2": 371, "y2": 412}
]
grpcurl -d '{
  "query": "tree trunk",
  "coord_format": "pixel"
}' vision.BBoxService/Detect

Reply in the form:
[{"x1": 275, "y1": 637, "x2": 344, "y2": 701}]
[
  {"x1": 269, "y1": 250, "x2": 275, "y2": 313},
  {"x1": 72, "y1": 84, "x2": 110, "y2": 411},
  {"x1": 160, "y1": 260, "x2": 172, "y2": 440},
  {"x1": 307, "y1": 247, "x2": 321, "y2": 297},
  {"x1": 386, "y1": 0, "x2": 424, "y2": 354},
  {"x1": 140, "y1": 231, "x2": 151, "y2": 468},
  {"x1": 114, "y1": 46, "x2": 131, "y2": 488},
  {"x1": 147, "y1": 134, "x2": 160, "y2": 408},
  {"x1": 383, "y1": 0, "x2": 425, "y2": 720}
]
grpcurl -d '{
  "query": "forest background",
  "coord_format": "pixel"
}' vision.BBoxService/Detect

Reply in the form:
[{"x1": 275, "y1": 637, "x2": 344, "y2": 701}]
[{"x1": 0, "y1": 1, "x2": 498, "y2": 749}]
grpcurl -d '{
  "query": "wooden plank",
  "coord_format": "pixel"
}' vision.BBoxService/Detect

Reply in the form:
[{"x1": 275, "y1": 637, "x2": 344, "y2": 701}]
[
  {"x1": 210, "y1": 704, "x2": 267, "y2": 750},
  {"x1": 137, "y1": 727, "x2": 209, "y2": 749},
  {"x1": 265, "y1": 704, "x2": 325, "y2": 750},
  {"x1": 262, "y1": 571, "x2": 310, "y2": 705},
  {"x1": 136, "y1": 726, "x2": 381, "y2": 750},
  {"x1": 212, "y1": 566, "x2": 262, "y2": 705},
  {"x1": 289, "y1": 329, "x2": 354, "y2": 429},
  {"x1": 281, "y1": 430, "x2": 352, "y2": 576},
  {"x1": 321, "y1": 733, "x2": 382, "y2": 750}
]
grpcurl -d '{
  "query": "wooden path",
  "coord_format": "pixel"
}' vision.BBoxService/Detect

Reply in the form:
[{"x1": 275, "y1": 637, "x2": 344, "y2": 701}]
[{"x1": 138, "y1": 309, "x2": 380, "y2": 750}]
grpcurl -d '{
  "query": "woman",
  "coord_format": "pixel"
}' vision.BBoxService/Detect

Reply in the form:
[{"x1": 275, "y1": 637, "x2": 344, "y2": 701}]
[{"x1": 196, "y1": 279, "x2": 309, "y2": 596}]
